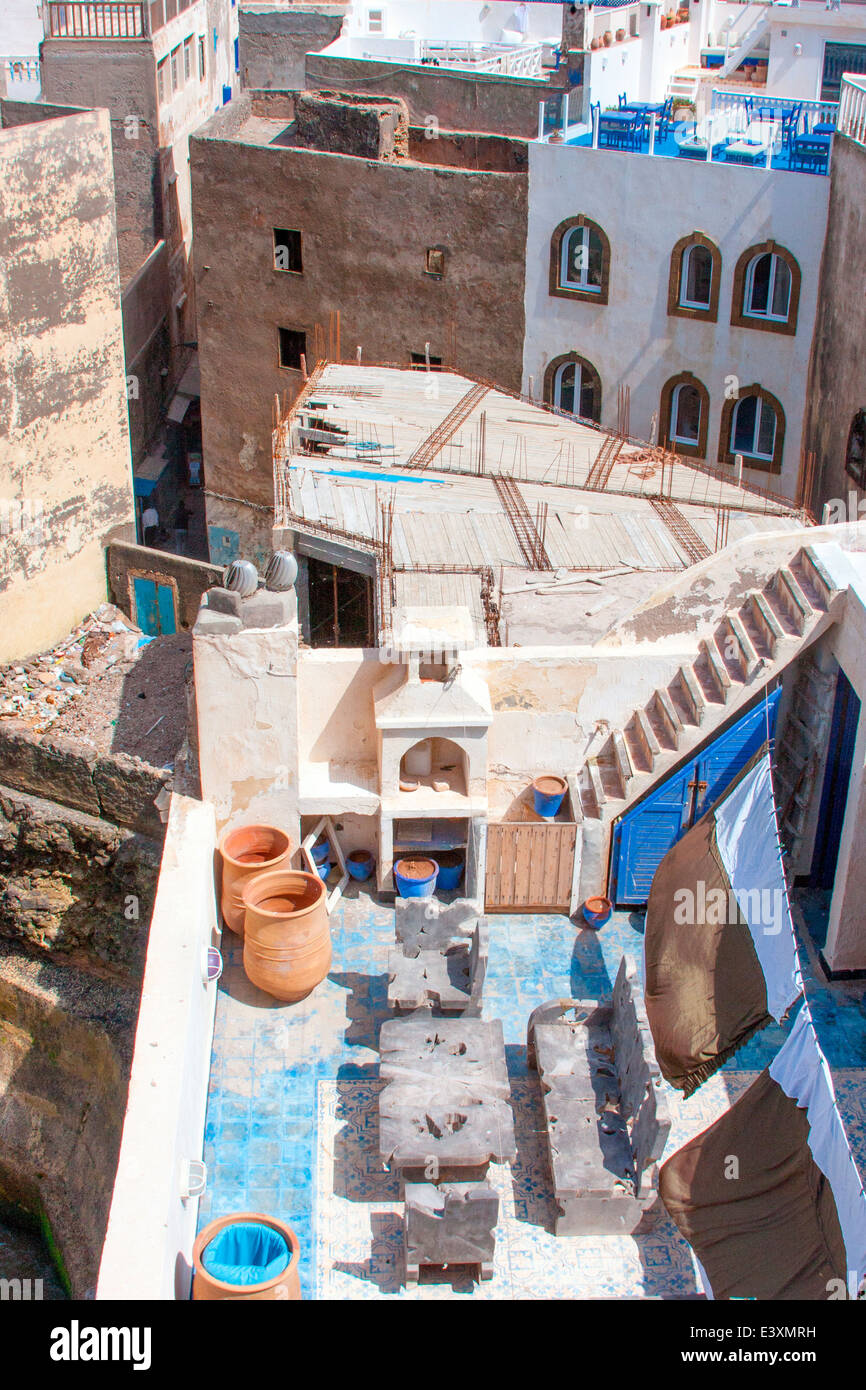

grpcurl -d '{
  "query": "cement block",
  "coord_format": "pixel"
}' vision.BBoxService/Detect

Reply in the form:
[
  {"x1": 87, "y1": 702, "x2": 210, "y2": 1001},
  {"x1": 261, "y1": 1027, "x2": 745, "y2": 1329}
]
[
  {"x1": 205, "y1": 586, "x2": 243, "y2": 618},
  {"x1": 193, "y1": 609, "x2": 243, "y2": 637},
  {"x1": 240, "y1": 590, "x2": 294, "y2": 629}
]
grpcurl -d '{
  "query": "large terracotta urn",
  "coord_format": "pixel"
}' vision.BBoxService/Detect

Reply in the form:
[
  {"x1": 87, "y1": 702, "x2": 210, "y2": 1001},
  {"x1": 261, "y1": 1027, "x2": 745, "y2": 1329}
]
[
  {"x1": 242, "y1": 869, "x2": 331, "y2": 1002},
  {"x1": 218, "y1": 824, "x2": 293, "y2": 935},
  {"x1": 193, "y1": 1213, "x2": 301, "y2": 1300}
]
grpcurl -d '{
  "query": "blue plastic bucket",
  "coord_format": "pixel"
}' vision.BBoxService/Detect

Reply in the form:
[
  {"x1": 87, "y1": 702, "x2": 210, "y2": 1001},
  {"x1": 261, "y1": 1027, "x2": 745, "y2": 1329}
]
[
  {"x1": 346, "y1": 850, "x2": 375, "y2": 882},
  {"x1": 316, "y1": 860, "x2": 331, "y2": 881},
  {"x1": 311, "y1": 838, "x2": 330, "y2": 865},
  {"x1": 582, "y1": 895, "x2": 612, "y2": 929},
  {"x1": 533, "y1": 774, "x2": 567, "y2": 818},
  {"x1": 394, "y1": 857, "x2": 438, "y2": 898},
  {"x1": 434, "y1": 854, "x2": 464, "y2": 891}
]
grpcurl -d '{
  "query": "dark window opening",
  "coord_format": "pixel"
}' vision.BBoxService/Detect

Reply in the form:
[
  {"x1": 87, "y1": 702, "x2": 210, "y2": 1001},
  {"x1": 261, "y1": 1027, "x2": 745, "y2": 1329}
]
[
  {"x1": 846, "y1": 409, "x2": 866, "y2": 489},
  {"x1": 274, "y1": 228, "x2": 302, "y2": 274},
  {"x1": 307, "y1": 556, "x2": 374, "y2": 648},
  {"x1": 278, "y1": 327, "x2": 306, "y2": 370},
  {"x1": 410, "y1": 352, "x2": 442, "y2": 370}
]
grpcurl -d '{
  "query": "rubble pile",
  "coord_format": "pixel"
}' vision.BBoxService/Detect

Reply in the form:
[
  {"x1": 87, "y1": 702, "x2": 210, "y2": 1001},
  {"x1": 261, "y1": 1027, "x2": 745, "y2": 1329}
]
[{"x1": 0, "y1": 604, "x2": 146, "y2": 735}]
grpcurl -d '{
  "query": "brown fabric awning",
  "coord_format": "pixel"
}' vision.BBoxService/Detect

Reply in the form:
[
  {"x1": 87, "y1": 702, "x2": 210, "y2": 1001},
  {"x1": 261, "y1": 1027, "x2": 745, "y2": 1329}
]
[
  {"x1": 660, "y1": 1069, "x2": 847, "y2": 1299},
  {"x1": 645, "y1": 812, "x2": 772, "y2": 1096}
]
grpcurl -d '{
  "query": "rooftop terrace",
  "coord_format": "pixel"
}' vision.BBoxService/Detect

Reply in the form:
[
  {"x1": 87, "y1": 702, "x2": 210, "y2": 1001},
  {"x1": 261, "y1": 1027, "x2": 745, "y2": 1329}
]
[{"x1": 199, "y1": 886, "x2": 866, "y2": 1298}]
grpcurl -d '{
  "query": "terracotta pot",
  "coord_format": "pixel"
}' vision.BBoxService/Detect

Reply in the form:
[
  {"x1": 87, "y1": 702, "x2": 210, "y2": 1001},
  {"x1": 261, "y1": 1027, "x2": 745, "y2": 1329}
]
[
  {"x1": 660, "y1": 15, "x2": 668, "y2": 28},
  {"x1": 602, "y1": 31, "x2": 612, "y2": 46},
  {"x1": 219, "y1": 824, "x2": 293, "y2": 935},
  {"x1": 590, "y1": 37, "x2": 599, "y2": 50},
  {"x1": 616, "y1": 28, "x2": 625, "y2": 41},
  {"x1": 193, "y1": 1213, "x2": 301, "y2": 1301},
  {"x1": 242, "y1": 869, "x2": 330, "y2": 1002}
]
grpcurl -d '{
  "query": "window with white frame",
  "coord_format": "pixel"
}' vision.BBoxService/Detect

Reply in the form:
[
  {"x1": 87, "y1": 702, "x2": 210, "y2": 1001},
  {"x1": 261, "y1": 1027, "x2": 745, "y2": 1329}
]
[
  {"x1": 550, "y1": 357, "x2": 601, "y2": 422},
  {"x1": 183, "y1": 35, "x2": 193, "y2": 83},
  {"x1": 559, "y1": 224, "x2": 604, "y2": 295},
  {"x1": 743, "y1": 252, "x2": 791, "y2": 322},
  {"x1": 670, "y1": 382, "x2": 702, "y2": 445},
  {"x1": 679, "y1": 244, "x2": 713, "y2": 310},
  {"x1": 731, "y1": 394, "x2": 777, "y2": 460},
  {"x1": 368, "y1": 9, "x2": 383, "y2": 32},
  {"x1": 170, "y1": 45, "x2": 181, "y2": 93}
]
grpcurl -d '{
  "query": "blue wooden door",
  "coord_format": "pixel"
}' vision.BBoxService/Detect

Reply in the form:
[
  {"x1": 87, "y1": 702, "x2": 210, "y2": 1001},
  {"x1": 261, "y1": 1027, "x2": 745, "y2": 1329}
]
[
  {"x1": 812, "y1": 668, "x2": 860, "y2": 888},
  {"x1": 610, "y1": 686, "x2": 781, "y2": 906},
  {"x1": 133, "y1": 577, "x2": 177, "y2": 636}
]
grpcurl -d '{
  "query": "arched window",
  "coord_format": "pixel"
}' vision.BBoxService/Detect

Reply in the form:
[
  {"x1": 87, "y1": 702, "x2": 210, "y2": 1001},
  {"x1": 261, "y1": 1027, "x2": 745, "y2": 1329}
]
[
  {"x1": 659, "y1": 372, "x2": 709, "y2": 458},
  {"x1": 718, "y1": 385, "x2": 785, "y2": 474},
  {"x1": 549, "y1": 216, "x2": 611, "y2": 304},
  {"x1": 668, "y1": 233, "x2": 721, "y2": 321},
  {"x1": 845, "y1": 410, "x2": 866, "y2": 489},
  {"x1": 732, "y1": 395, "x2": 777, "y2": 460},
  {"x1": 544, "y1": 353, "x2": 602, "y2": 422},
  {"x1": 731, "y1": 242, "x2": 800, "y2": 336}
]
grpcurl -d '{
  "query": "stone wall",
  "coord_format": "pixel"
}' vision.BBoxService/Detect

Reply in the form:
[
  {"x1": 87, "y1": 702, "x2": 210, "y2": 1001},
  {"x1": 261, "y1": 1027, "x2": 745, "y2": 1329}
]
[
  {"x1": 803, "y1": 133, "x2": 866, "y2": 517},
  {"x1": 0, "y1": 784, "x2": 160, "y2": 985},
  {"x1": 239, "y1": 3, "x2": 348, "y2": 90},
  {"x1": 122, "y1": 241, "x2": 171, "y2": 466},
  {"x1": 0, "y1": 725, "x2": 170, "y2": 838},
  {"x1": 0, "y1": 944, "x2": 136, "y2": 1296},
  {"x1": 0, "y1": 103, "x2": 135, "y2": 665},
  {"x1": 294, "y1": 88, "x2": 408, "y2": 160}
]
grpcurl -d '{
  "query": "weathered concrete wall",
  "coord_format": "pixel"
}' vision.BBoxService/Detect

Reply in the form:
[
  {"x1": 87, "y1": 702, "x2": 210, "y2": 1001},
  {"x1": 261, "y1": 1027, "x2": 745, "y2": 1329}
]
[
  {"x1": 305, "y1": 53, "x2": 552, "y2": 136},
  {"x1": 0, "y1": 784, "x2": 160, "y2": 985},
  {"x1": 191, "y1": 93, "x2": 528, "y2": 556},
  {"x1": 107, "y1": 539, "x2": 223, "y2": 631},
  {"x1": 239, "y1": 3, "x2": 347, "y2": 90},
  {"x1": 122, "y1": 240, "x2": 171, "y2": 464},
  {"x1": 39, "y1": 40, "x2": 162, "y2": 284},
  {"x1": 803, "y1": 134, "x2": 866, "y2": 518},
  {"x1": 0, "y1": 105, "x2": 135, "y2": 665}
]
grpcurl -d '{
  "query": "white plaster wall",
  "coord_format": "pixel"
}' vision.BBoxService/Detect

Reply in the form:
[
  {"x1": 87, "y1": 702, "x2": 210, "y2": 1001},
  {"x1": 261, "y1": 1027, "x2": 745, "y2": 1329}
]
[
  {"x1": 766, "y1": 13, "x2": 866, "y2": 101},
  {"x1": 97, "y1": 794, "x2": 219, "y2": 1301},
  {"x1": 297, "y1": 647, "x2": 381, "y2": 769},
  {"x1": 523, "y1": 139, "x2": 830, "y2": 500},
  {"x1": 341, "y1": 1, "x2": 563, "y2": 43},
  {"x1": 194, "y1": 622, "x2": 301, "y2": 833}
]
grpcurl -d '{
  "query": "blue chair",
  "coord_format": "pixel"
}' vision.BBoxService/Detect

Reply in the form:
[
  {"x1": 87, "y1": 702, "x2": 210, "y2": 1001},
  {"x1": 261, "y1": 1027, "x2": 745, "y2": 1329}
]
[
  {"x1": 781, "y1": 103, "x2": 802, "y2": 149},
  {"x1": 618, "y1": 91, "x2": 628, "y2": 108},
  {"x1": 658, "y1": 95, "x2": 675, "y2": 140}
]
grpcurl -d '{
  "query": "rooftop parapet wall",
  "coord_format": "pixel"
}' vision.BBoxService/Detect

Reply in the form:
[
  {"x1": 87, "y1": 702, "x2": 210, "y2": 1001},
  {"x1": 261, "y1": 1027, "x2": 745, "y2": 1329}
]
[{"x1": 293, "y1": 88, "x2": 409, "y2": 160}]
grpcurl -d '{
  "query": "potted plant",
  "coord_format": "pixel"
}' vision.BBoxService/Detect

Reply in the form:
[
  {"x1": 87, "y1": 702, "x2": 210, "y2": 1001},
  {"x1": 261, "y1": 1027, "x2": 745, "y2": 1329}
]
[
  {"x1": 660, "y1": 13, "x2": 668, "y2": 29},
  {"x1": 602, "y1": 30, "x2": 612, "y2": 47}
]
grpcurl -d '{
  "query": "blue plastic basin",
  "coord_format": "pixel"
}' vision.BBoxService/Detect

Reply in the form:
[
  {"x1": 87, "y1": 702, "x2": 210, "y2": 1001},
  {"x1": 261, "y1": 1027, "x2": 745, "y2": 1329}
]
[
  {"x1": 202, "y1": 1222, "x2": 289, "y2": 1287},
  {"x1": 346, "y1": 851, "x2": 375, "y2": 882},
  {"x1": 394, "y1": 858, "x2": 438, "y2": 898},
  {"x1": 434, "y1": 856, "x2": 464, "y2": 891},
  {"x1": 311, "y1": 838, "x2": 330, "y2": 865}
]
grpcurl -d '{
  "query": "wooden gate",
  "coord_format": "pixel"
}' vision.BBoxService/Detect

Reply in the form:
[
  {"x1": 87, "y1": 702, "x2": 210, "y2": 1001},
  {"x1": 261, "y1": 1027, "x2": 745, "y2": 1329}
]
[{"x1": 485, "y1": 821, "x2": 577, "y2": 912}]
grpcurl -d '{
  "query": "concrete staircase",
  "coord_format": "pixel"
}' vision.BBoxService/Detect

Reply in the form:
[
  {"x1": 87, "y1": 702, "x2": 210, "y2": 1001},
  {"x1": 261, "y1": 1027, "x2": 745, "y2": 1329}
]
[
  {"x1": 575, "y1": 546, "x2": 841, "y2": 829},
  {"x1": 716, "y1": 9, "x2": 770, "y2": 80}
]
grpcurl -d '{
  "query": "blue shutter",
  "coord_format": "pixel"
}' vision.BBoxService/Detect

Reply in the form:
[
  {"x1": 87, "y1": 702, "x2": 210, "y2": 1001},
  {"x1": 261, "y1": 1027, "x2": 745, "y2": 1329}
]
[
  {"x1": 156, "y1": 583, "x2": 177, "y2": 636},
  {"x1": 610, "y1": 686, "x2": 781, "y2": 906}
]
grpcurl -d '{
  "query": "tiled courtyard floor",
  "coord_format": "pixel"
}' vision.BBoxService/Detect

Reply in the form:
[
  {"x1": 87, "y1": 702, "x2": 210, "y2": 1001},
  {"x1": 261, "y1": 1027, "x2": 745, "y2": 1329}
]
[{"x1": 200, "y1": 886, "x2": 866, "y2": 1299}]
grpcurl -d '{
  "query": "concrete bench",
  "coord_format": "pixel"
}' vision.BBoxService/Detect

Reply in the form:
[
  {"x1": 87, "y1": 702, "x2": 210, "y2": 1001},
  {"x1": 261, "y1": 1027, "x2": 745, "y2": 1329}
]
[
  {"x1": 388, "y1": 897, "x2": 487, "y2": 1015},
  {"x1": 527, "y1": 955, "x2": 671, "y2": 1236}
]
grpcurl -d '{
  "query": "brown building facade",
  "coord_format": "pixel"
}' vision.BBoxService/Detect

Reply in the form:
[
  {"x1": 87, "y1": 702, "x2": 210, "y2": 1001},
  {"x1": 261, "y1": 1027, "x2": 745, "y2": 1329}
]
[{"x1": 190, "y1": 89, "x2": 529, "y2": 562}]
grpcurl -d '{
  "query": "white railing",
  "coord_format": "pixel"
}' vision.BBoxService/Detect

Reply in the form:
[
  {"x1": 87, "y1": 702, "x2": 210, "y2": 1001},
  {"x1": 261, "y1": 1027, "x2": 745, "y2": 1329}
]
[
  {"x1": 711, "y1": 87, "x2": 839, "y2": 132},
  {"x1": 1, "y1": 56, "x2": 40, "y2": 84},
  {"x1": 419, "y1": 40, "x2": 544, "y2": 77},
  {"x1": 838, "y1": 73, "x2": 866, "y2": 146}
]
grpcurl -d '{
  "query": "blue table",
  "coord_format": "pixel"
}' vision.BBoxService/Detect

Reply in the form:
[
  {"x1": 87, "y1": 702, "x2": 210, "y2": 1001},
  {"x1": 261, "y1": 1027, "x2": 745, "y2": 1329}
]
[
  {"x1": 789, "y1": 132, "x2": 830, "y2": 173},
  {"x1": 598, "y1": 111, "x2": 645, "y2": 150}
]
